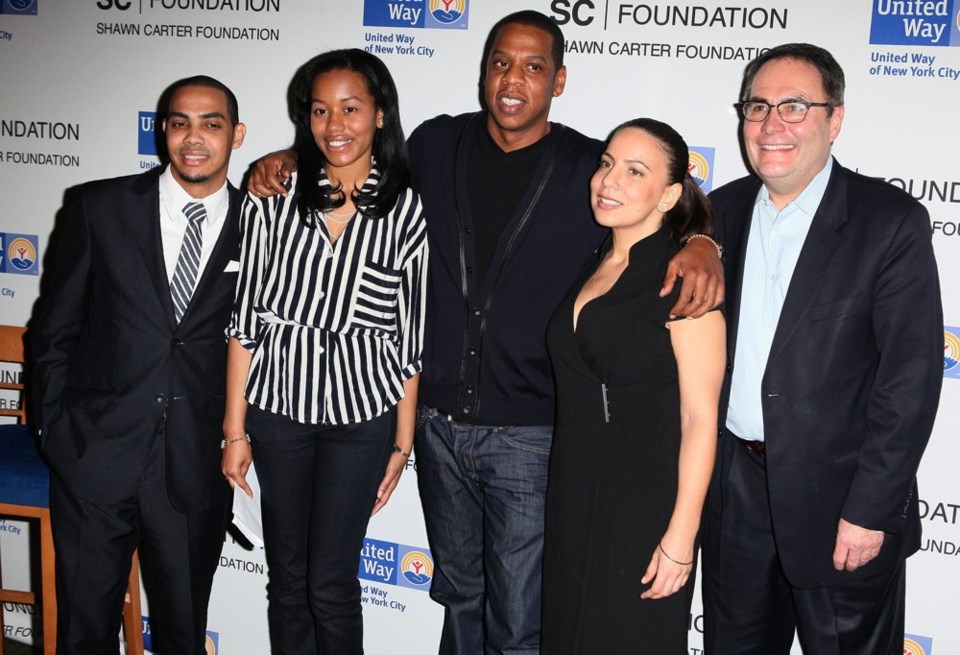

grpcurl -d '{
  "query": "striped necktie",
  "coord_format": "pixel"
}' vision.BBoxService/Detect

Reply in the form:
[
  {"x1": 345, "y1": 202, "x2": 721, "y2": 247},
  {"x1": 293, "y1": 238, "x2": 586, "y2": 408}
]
[{"x1": 170, "y1": 201, "x2": 206, "y2": 323}]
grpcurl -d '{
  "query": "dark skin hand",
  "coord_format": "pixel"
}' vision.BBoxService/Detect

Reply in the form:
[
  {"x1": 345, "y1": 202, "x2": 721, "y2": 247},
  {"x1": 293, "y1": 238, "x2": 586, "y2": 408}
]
[{"x1": 247, "y1": 150, "x2": 724, "y2": 318}]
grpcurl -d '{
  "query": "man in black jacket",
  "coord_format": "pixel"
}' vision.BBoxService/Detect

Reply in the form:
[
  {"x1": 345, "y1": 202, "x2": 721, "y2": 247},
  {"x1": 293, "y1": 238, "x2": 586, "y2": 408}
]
[
  {"x1": 702, "y1": 44, "x2": 942, "y2": 654},
  {"x1": 33, "y1": 76, "x2": 246, "y2": 654}
]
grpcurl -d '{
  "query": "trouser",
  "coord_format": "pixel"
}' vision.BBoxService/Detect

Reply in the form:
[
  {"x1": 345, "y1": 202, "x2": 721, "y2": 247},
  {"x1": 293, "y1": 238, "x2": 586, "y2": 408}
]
[
  {"x1": 701, "y1": 432, "x2": 907, "y2": 655},
  {"x1": 50, "y1": 434, "x2": 228, "y2": 655},
  {"x1": 416, "y1": 406, "x2": 551, "y2": 655},
  {"x1": 248, "y1": 405, "x2": 395, "y2": 655}
]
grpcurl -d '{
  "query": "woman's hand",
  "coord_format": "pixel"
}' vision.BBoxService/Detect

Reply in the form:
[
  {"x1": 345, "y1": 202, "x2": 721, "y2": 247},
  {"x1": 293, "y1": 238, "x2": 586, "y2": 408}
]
[
  {"x1": 371, "y1": 450, "x2": 407, "y2": 516},
  {"x1": 373, "y1": 374, "x2": 418, "y2": 516},
  {"x1": 221, "y1": 434, "x2": 253, "y2": 498},
  {"x1": 639, "y1": 539, "x2": 694, "y2": 600}
]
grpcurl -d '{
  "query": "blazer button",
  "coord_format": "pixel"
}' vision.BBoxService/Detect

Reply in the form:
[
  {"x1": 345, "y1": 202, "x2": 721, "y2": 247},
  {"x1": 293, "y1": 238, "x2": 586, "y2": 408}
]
[{"x1": 171, "y1": 338, "x2": 184, "y2": 348}]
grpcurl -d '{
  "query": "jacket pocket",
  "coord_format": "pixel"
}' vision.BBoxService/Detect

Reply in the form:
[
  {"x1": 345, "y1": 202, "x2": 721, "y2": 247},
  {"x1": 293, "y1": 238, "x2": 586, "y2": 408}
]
[
  {"x1": 64, "y1": 387, "x2": 118, "y2": 411},
  {"x1": 832, "y1": 448, "x2": 859, "y2": 481},
  {"x1": 809, "y1": 294, "x2": 868, "y2": 321}
]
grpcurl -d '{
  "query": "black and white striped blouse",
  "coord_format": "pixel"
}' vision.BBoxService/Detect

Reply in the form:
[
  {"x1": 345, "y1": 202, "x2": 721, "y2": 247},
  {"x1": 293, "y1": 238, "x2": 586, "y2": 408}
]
[{"x1": 228, "y1": 169, "x2": 428, "y2": 425}]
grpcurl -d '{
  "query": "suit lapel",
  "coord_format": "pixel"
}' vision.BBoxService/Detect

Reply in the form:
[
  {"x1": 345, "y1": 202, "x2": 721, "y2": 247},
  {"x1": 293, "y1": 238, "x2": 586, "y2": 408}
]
[
  {"x1": 131, "y1": 168, "x2": 178, "y2": 329},
  {"x1": 767, "y1": 162, "x2": 848, "y2": 360}
]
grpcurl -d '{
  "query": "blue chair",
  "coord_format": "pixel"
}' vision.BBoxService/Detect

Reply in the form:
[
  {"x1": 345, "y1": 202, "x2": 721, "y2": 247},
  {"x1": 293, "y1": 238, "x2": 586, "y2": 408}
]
[
  {"x1": 0, "y1": 325, "x2": 143, "y2": 655},
  {"x1": 0, "y1": 424, "x2": 56, "y2": 655}
]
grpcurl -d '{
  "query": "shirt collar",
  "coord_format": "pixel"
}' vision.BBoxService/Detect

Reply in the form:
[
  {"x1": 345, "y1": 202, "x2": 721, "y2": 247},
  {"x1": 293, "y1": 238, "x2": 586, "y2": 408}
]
[
  {"x1": 159, "y1": 165, "x2": 230, "y2": 228},
  {"x1": 317, "y1": 165, "x2": 381, "y2": 197},
  {"x1": 755, "y1": 156, "x2": 834, "y2": 218}
]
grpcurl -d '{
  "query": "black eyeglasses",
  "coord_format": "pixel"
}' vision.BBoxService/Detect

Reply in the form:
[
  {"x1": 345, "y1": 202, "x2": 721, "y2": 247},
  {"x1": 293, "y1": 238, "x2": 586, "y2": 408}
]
[{"x1": 736, "y1": 100, "x2": 836, "y2": 123}]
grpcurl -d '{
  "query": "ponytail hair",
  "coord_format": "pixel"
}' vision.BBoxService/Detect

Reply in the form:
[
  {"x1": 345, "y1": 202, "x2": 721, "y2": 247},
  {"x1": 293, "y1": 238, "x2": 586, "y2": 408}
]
[{"x1": 606, "y1": 117, "x2": 713, "y2": 243}]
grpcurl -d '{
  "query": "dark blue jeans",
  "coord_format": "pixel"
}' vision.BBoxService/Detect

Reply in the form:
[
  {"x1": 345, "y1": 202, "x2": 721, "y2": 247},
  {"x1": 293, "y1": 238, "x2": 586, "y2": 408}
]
[
  {"x1": 248, "y1": 405, "x2": 395, "y2": 655},
  {"x1": 416, "y1": 406, "x2": 552, "y2": 655}
]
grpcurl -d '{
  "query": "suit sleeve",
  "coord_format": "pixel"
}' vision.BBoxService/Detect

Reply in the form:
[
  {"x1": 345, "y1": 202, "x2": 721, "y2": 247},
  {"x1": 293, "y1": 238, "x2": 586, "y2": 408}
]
[
  {"x1": 31, "y1": 190, "x2": 95, "y2": 433},
  {"x1": 841, "y1": 202, "x2": 943, "y2": 533}
]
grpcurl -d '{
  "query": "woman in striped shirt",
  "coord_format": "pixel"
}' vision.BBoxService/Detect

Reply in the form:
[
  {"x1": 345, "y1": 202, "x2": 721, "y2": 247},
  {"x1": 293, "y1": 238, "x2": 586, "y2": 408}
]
[{"x1": 221, "y1": 49, "x2": 427, "y2": 654}]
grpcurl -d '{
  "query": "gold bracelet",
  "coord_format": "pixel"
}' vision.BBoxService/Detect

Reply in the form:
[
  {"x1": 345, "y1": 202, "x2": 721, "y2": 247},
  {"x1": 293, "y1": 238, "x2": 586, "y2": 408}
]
[
  {"x1": 220, "y1": 434, "x2": 251, "y2": 450},
  {"x1": 658, "y1": 541, "x2": 693, "y2": 566},
  {"x1": 684, "y1": 233, "x2": 724, "y2": 259},
  {"x1": 393, "y1": 443, "x2": 411, "y2": 458}
]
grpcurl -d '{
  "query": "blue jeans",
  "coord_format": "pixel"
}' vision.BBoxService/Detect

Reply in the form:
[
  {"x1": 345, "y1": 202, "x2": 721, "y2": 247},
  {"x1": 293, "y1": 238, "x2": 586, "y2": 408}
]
[
  {"x1": 248, "y1": 405, "x2": 395, "y2": 655},
  {"x1": 416, "y1": 406, "x2": 552, "y2": 655}
]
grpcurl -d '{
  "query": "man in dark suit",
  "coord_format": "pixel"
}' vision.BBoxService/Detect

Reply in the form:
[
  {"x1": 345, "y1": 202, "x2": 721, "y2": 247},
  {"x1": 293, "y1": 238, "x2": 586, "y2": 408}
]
[
  {"x1": 32, "y1": 76, "x2": 246, "y2": 654},
  {"x1": 701, "y1": 44, "x2": 943, "y2": 654}
]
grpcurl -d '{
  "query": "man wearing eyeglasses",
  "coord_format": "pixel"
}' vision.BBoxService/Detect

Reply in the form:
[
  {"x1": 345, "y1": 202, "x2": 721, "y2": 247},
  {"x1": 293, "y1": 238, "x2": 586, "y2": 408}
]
[{"x1": 701, "y1": 43, "x2": 942, "y2": 654}]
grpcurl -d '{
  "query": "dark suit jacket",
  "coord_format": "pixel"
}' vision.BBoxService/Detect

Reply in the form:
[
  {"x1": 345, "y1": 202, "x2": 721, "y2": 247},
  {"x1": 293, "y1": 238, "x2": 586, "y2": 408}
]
[
  {"x1": 32, "y1": 167, "x2": 239, "y2": 513},
  {"x1": 710, "y1": 159, "x2": 943, "y2": 588}
]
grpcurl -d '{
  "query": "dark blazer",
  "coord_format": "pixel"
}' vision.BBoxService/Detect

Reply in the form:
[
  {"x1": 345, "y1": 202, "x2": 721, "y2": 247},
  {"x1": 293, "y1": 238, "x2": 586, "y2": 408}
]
[
  {"x1": 32, "y1": 167, "x2": 239, "y2": 513},
  {"x1": 710, "y1": 160, "x2": 943, "y2": 587}
]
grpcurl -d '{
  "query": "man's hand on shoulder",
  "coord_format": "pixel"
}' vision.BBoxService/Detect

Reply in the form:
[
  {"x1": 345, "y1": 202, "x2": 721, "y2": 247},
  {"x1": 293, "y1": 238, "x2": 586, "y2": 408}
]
[
  {"x1": 248, "y1": 149, "x2": 298, "y2": 198},
  {"x1": 833, "y1": 518, "x2": 884, "y2": 572},
  {"x1": 661, "y1": 235, "x2": 725, "y2": 318}
]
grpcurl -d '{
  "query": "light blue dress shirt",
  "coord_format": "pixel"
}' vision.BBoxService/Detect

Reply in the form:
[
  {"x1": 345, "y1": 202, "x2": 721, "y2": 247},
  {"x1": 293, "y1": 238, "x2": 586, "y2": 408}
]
[{"x1": 726, "y1": 158, "x2": 834, "y2": 442}]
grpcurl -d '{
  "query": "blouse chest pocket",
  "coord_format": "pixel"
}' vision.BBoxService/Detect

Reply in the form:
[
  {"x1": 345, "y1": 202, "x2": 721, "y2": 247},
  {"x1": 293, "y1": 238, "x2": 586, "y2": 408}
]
[{"x1": 350, "y1": 260, "x2": 403, "y2": 333}]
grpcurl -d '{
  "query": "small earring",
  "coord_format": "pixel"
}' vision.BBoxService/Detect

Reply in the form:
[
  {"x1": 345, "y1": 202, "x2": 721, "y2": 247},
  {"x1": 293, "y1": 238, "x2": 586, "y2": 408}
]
[{"x1": 658, "y1": 203, "x2": 668, "y2": 212}]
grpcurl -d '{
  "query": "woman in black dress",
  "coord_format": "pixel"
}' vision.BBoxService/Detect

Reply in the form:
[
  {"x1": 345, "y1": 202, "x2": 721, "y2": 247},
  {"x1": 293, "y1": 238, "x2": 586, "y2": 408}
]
[{"x1": 541, "y1": 118, "x2": 725, "y2": 654}]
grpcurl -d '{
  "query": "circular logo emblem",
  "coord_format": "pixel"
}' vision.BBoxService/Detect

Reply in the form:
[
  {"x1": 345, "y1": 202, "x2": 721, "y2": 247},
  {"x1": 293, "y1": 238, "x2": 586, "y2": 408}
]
[
  {"x1": 944, "y1": 331, "x2": 960, "y2": 373},
  {"x1": 430, "y1": 0, "x2": 465, "y2": 24},
  {"x1": 903, "y1": 637, "x2": 926, "y2": 655},
  {"x1": 7, "y1": 237, "x2": 37, "y2": 272},
  {"x1": 400, "y1": 550, "x2": 433, "y2": 586},
  {"x1": 204, "y1": 635, "x2": 216, "y2": 655},
  {"x1": 687, "y1": 151, "x2": 710, "y2": 188},
  {"x1": 9, "y1": 0, "x2": 35, "y2": 10}
]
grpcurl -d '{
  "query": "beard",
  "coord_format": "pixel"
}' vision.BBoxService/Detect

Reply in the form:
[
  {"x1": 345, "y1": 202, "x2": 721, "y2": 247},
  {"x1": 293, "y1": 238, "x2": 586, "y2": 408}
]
[{"x1": 171, "y1": 162, "x2": 212, "y2": 185}]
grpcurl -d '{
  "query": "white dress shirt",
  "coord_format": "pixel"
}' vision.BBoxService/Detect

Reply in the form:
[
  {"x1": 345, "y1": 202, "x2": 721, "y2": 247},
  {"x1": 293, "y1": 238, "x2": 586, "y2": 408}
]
[
  {"x1": 726, "y1": 158, "x2": 834, "y2": 442},
  {"x1": 158, "y1": 166, "x2": 230, "y2": 284}
]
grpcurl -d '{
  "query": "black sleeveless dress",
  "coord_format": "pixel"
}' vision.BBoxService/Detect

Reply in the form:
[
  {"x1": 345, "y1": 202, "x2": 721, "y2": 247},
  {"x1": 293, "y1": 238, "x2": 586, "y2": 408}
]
[{"x1": 541, "y1": 230, "x2": 693, "y2": 654}]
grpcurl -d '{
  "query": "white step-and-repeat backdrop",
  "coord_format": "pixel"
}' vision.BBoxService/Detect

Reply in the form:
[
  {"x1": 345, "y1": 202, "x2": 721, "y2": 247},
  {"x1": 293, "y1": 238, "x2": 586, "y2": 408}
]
[{"x1": 1, "y1": 1, "x2": 958, "y2": 653}]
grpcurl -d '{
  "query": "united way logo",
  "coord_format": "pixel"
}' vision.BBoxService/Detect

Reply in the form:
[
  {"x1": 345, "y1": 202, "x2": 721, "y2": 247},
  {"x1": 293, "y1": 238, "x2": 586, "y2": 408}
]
[
  {"x1": 0, "y1": 0, "x2": 38, "y2": 15},
  {"x1": 359, "y1": 537, "x2": 432, "y2": 591},
  {"x1": 944, "y1": 327, "x2": 960, "y2": 378},
  {"x1": 363, "y1": 0, "x2": 468, "y2": 29},
  {"x1": 0, "y1": 233, "x2": 39, "y2": 276},
  {"x1": 426, "y1": 0, "x2": 468, "y2": 28},
  {"x1": 138, "y1": 111, "x2": 159, "y2": 157},
  {"x1": 870, "y1": 0, "x2": 960, "y2": 46},
  {"x1": 688, "y1": 147, "x2": 715, "y2": 192},
  {"x1": 904, "y1": 633, "x2": 933, "y2": 655},
  {"x1": 397, "y1": 548, "x2": 433, "y2": 590}
]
